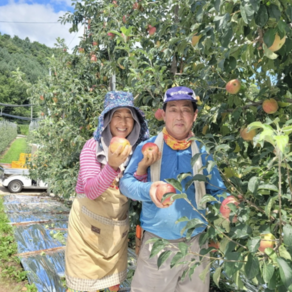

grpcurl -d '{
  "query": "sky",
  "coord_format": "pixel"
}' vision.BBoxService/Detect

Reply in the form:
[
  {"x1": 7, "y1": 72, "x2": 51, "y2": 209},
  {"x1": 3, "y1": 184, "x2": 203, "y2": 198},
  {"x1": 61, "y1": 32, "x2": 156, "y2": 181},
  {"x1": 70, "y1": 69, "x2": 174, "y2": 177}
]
[{"x1": 0, "y1": 0, "x2": 84, "y2": 51}]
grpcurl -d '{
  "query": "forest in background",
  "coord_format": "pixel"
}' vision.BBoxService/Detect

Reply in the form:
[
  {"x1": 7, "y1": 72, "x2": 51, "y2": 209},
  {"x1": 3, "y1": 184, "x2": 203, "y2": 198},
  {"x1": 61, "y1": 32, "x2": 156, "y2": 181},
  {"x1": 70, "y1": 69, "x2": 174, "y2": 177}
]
[{"x1": 0, "y1": 33, "x2": 60, "y2": 122}]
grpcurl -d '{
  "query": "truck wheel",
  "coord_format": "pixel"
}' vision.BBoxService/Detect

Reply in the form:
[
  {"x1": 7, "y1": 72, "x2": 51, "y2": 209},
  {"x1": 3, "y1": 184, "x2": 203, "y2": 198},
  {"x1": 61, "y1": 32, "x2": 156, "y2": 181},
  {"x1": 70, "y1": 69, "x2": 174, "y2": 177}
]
[{"x1": 8, "y1": 180, "x2": 23, "y2": 193}]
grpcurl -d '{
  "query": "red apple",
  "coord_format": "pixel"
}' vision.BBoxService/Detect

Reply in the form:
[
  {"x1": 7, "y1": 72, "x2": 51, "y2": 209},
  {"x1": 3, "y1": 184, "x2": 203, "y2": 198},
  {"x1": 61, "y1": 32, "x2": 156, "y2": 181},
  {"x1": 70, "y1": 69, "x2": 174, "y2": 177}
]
[
  {"x1": 154, "y1": 109, "x2": 164, "y2": 121},
  {"x1": 112, "y1": 0, "x2": 118, "y2": 7},
  {"x1": 262, "y1": 98, "x2": 278, "y2": 114},
  {"x1": 40, "y1": 95, "x2": 44, "y2": 101},
  {"x1": 123, "y1": 15, "x2": 127, "y2": 23},
  {"x1": 133, "y1": 2, "x2": 139, "y2": 9},
  {"x1": 92, "y1": 41, "x2": 98, "y2": 46},
  {"x1": 90, "y1": 54, "x2": 97, "y2": 62},
  {"x1": 109, "y1": 284, "x2": 119, "y2": 292},
  {"x1": 107, "y1": 32, "x2": 115, "y2": 39},
  {"x1": 78, "y1": 47, "x2": 84, "y2": 53},
  {"x1": 258, "y1": 233, "x2": 275, "y2": 253},
  {"x1": 148, "y1": 25, "x2": 156, "y2": 36},
  {"x1": 141, "y1": 142, "x2": 159, "y2": 157},
  {"x1": 226, "y1": 79, "x2": 241, "y2": 94},
  {"x1": 240, "y1": 127, "x2": 256, "y2": 141},
  {"x1": 109, "y1": 137, "x2": 130, "y2": 154},
  {"x1": 209, "y1": 241, "x2": 220, "y2": 251},
  {"x1": 156, "y1": 183, "x2": 176, "y2": 206},
  {"x1": 220, "y1": 196, "x2": 239, "y2": 223}
]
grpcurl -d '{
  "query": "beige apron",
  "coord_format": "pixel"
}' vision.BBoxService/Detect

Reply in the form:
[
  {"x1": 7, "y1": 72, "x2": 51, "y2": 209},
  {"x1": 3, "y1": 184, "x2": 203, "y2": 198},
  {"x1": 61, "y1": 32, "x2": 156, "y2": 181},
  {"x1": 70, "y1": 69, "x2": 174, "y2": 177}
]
[{"x1": 65, "y1": 180, "x2": 129, "y2": 291}]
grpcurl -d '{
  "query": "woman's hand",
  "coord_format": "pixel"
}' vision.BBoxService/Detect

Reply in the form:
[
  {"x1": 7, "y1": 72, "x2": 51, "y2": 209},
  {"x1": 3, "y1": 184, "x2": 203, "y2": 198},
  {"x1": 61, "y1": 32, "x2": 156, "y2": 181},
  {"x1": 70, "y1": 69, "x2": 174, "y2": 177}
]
[
  {"x1": 108, "y1": 144, "x2": 132, "y2": 170},
  {"x1": 136, "y1": 150, "x2": 162, "y2": 175}
]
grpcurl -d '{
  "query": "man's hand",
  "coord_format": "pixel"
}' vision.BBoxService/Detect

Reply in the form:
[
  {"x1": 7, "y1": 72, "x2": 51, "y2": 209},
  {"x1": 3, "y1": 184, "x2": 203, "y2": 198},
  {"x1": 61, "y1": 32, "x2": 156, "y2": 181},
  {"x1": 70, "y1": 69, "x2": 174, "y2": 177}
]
[
  {"x1": 136, "y1": 150, "x2": 162, "y2": 175},
  {"x1": 108, "y1": 145, "x2": 132, "y2": 170},
  {"x1": 149, "y1": 181, "x2": 169, "y2": 208}
]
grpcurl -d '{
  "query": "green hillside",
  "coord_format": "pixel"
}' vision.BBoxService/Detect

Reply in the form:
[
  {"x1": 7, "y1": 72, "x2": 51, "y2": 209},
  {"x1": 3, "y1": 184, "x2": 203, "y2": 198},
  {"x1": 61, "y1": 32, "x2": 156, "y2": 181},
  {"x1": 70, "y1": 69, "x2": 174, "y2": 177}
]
[{"x1": 0, "y1": 33, "x2": 61, "y2": 121}]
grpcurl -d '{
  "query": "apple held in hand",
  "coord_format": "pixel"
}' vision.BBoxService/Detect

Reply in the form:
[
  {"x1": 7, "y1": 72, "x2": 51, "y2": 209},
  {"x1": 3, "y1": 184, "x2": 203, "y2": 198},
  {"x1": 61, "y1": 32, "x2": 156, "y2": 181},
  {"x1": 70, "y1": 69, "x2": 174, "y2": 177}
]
[
  {"x1": 156, "y1": 183, "x2": 176, "y2": 206},
  {"x1": 141, "y1": 142, "x2": 159, "y2": 157},
  {"x1": 220, "y1": 196, "x2": 239, "y2": 223},
  {"x1": 109, "y1": 137, "x2": 130, "y2": 154},
  {"x1": 226, "y1": 79, "x2": 241, "y2": 94},
  {"x1": 258, "y1": 233, "x2": 275, "y2": 253}
]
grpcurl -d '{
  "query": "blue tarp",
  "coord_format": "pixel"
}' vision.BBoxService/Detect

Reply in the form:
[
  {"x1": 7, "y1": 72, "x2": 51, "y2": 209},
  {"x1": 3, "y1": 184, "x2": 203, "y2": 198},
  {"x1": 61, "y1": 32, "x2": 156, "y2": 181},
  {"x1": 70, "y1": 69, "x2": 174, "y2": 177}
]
[{"x1": 3, "y1": 194, "x2": 134, "y2": 292}]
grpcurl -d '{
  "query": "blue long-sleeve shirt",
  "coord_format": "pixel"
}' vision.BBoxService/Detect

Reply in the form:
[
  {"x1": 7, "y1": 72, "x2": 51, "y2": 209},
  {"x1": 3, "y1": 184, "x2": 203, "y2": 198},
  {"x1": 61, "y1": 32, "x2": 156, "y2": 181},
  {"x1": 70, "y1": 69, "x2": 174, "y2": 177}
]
[{"x1": 120, "y1": 136, "x2": 228, "y2": 240}]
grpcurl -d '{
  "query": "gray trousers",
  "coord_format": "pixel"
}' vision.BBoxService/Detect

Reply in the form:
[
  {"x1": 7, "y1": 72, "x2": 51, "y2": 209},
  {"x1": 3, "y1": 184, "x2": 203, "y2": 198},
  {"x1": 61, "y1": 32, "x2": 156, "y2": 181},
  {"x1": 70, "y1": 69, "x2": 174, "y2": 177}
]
[{"x1": 131, "y1": 231, "x2": 210, "y2": 292}]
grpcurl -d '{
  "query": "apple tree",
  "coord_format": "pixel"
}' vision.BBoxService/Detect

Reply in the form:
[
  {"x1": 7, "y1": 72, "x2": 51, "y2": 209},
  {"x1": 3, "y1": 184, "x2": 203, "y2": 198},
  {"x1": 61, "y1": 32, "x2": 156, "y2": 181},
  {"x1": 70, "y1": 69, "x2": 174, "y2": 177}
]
[{"x1": 14, "y1": 0, "x2": 292, "y2": 289}]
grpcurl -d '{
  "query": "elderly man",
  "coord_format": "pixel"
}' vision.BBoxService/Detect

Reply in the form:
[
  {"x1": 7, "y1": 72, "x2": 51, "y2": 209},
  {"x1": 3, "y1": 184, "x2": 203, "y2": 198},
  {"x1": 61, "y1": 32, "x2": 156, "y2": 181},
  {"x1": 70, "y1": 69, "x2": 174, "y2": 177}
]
[{"x1": 120, "y1": 86, "x2": 227, "y2": 292}]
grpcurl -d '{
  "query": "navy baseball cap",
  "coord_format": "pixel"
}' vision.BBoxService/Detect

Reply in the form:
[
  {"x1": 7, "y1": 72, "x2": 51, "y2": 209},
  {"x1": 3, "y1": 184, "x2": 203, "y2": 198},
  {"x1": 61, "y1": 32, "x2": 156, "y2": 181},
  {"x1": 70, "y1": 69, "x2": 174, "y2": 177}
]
[{"x1": 163, "y1": 86, "x2": 198, "y2": 103}]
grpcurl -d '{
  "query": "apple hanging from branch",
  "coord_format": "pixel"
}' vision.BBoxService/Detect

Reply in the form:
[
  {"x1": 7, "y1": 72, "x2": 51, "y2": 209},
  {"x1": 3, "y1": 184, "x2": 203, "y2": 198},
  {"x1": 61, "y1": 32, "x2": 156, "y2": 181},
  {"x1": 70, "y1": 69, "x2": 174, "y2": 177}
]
[
  {"x1": 240, "y1": 127, "x2": 256, "y2": 141},
  {"x1": 220, "y1": 196, "x2": 239, "y2": 223},
  {"x1": 154, "y1": 109, "x2": 164, "y2": 121},
  {"x1": 262, "y1": 98, "x2": 278, "y2": 114},
  {"x1": 226, "y1": 79, "x2": 241, "y2": 94}
]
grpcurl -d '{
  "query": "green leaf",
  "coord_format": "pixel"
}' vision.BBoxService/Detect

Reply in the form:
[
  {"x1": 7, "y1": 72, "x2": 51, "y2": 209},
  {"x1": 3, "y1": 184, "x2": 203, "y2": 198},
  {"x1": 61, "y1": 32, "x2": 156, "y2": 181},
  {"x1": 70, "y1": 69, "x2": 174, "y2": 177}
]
[
  {"x1": 170, "y1": 252, "x2": 184, "y2": 268},
  {"x1": 157, "y1": 250, "x2": 172, "y2": 268},
  {"x1": 215, "y1": 144, "x2": 230, "y2": 152},
  {"x1": 255, "y1": 4, "x2": 268, "y2": 27},
  {"x1": 175, "y1": 216, "x2": 189, "y2": 224},
  {"x1": 268, "y1": 4, "x2": 281, "y2": 21},
  {"x1": 165, "y1": 178, "x2": 182, "y2": 192},
  {"x1": 207, "y1": 160, "x2": 217, "y2": 174},
  {"x1": 287, "y1": 6, "x2": 292, "y2": 22},
  {"x1": 265, "y1": 196, "x2": 277, "y2": 218},
  {"x1": 248, "y1": 176, "x2": 259, "y2": 194},
  {"x1": 185, "y1": 174, "x2": 207, "y2": 190},
  {"x1": 199, "y1": 195, "x2": 218, "y2": 208},
  {"x1": 263, "y1": 43, "x2": 279, "y2": 59},
  {"x1": 282, "y1": 126, "x2": 292, "y2": 135},
  {"x1": 265, "y1": 248, "x2": 278, "y2": 264},
  {"x1": 245, "y1": 254, "x2": 259, "y2": 279},
  {"x1": 177, "y1": 172, "x2": 192, "y2": 183},
  {"x1": 178, "y1": 242, "x2": 189, "y2": 256},
  {"x1": 264, "y1": 29, "x2": 277, "y2": 48},
  {"x1": 180, "y1": 218, "x2": 206, "y2": 236},
  {"x1": 246, "y1": 237, "x2": 261, "y2": 252},
  {"x1": 263, "y1": 262, "x2": 275, "y2": 283},
  {"x1": 213, "y1": 267, "x2": 221, "y2": 288},
  {"x1": 277, "y1": 257, "x2": 292, "y2": 289},
  {"x1": 274, "y1": 135, "x2": 289, "y2": 154},
  {"x1": 171, "y1": 193, "x2": 188, "y2": 201},
  {"x1": 220, "y1": 25, "x2": 233, "y2": 48},
  {"x1": 279, "y1": 245, "x2": 292, "y2": 261},
  {"x1": 149, "y1": 240, "x2": 167, "y2": 258},
  {"x1": 248, "y1": 121, "x2": 264, "y2": 130},
  {"x1": 191, "y1": 153, "x2": 202, "y2": 167},
  {"x1": 199, "y1": 263, "x2": 210, "y2": 282},
  {"x1": 283, "y1": 225, "x2": 292, "y2": 247},
  {"x1": 258, "y1": 184, "x2": 278, "y2": 192}
]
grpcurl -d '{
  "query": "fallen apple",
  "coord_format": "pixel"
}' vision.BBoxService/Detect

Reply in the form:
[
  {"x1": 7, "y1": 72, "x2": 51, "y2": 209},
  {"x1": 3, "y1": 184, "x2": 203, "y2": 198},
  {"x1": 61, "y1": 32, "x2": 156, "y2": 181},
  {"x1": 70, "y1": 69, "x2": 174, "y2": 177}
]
[
  {"x1": 154, "y1": 109, "x2": 164, "y2": 121},
  {"x1": 258, "y1": 233, "x2": 275, "y2": 253},
  {"x1": 156, "y1": 183, "x2": 176, "y2": 206},
  {"x1": 220, "y1": 196, "x2": 239, "y2": 223},
  {"x1": 262, "y1": 98, "x2": 278, "y2": 114},
  {"x1": 240, "y1": 127, "x2": 256, "y2": 141},
  {"x1": 109, "y1": 137, "x2": 130, "y2": 154},
  {"x1": 226, "y1": 79, "x2": 241, "y2": 94}
]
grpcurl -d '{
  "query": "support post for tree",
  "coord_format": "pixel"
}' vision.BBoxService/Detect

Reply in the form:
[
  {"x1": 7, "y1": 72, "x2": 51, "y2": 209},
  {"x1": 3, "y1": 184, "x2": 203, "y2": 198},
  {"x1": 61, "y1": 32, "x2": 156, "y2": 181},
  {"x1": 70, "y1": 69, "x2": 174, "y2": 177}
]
[{"x1": 110, "y1": 75, "x2": 116, "y2": 91}]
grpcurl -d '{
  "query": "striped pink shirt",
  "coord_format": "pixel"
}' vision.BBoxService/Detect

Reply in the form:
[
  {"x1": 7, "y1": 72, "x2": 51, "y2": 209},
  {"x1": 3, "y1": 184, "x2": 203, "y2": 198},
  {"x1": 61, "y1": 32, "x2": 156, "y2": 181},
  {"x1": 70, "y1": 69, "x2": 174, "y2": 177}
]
[{"x1": 75, "y1": 138, "x2": 146, "y2": 200}]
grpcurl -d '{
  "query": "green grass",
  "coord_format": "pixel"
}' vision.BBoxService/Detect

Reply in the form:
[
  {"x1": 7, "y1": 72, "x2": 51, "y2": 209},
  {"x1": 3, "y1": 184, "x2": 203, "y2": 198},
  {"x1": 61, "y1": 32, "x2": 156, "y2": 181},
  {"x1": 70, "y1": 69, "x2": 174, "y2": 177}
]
[
  {"x1": 0, "y1": 138, "x2": 29, "y2": 163},
  {"x1": 0, "y1": 197, "x2": 37, "y2": 291},
  {"x1": 18, "y1": 125, "x2": 29, "y2": 136}
]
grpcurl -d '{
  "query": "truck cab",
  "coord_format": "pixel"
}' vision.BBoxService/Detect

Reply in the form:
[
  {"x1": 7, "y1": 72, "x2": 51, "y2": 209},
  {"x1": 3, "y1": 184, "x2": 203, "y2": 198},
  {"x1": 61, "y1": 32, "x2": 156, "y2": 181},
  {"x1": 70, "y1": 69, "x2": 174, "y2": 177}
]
[{"x1": 0, "y1": 165, "x2": 48, "y2": 193}]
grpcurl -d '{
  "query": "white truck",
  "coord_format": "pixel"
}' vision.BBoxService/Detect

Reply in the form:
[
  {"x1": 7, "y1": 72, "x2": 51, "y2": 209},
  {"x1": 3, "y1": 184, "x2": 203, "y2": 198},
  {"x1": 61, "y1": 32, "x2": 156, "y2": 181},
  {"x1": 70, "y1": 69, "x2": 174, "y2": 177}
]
[{"x1": 0, "y1": 165, "x2": 48, "y2": 193}]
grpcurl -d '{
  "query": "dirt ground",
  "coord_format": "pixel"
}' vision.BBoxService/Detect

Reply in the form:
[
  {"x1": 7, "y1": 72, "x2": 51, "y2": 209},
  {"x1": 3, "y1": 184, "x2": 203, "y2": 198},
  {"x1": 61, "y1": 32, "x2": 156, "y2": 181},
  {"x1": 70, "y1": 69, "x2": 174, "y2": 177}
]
[{"x1": 0, "y1": 267, "x2": 29, "y2": 292}]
